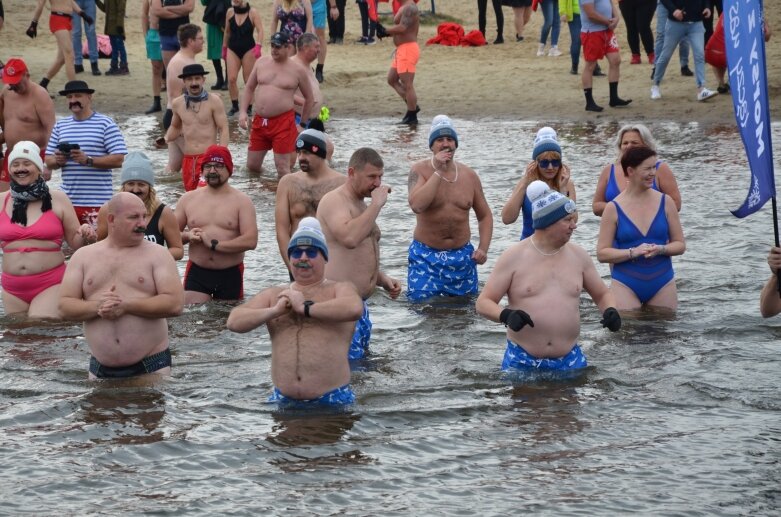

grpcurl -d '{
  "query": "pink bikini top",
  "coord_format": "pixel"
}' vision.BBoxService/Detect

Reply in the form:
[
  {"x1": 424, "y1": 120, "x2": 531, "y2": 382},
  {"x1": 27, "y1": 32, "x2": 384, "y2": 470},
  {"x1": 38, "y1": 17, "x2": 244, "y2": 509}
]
[{"x1": 0, "y1": 193, "x2": 64, "y2": 252}]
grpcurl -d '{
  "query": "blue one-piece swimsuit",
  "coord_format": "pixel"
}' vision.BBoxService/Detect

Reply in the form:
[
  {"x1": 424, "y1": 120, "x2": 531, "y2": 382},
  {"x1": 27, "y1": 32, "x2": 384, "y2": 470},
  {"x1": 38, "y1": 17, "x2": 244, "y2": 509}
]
[
  {"x1": 605, "y1": 162, "x2": 660, "y2": 201},
  {"x1": 611, "y1": 195, "x2": 674, "y2": 303}
]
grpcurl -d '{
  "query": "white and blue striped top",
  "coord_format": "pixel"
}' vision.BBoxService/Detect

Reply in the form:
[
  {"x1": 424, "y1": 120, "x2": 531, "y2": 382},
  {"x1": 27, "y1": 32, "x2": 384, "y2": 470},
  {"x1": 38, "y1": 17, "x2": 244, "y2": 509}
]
[{"x1": 46, "y1": 112, "x2": 128, "y2": 207}]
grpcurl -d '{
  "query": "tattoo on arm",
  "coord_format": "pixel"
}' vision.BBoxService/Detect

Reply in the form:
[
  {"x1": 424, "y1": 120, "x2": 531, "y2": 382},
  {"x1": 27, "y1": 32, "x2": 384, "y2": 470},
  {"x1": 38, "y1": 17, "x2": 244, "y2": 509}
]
[{"x1": 407, "y1": 169, "x2": 419, "y2": 191}]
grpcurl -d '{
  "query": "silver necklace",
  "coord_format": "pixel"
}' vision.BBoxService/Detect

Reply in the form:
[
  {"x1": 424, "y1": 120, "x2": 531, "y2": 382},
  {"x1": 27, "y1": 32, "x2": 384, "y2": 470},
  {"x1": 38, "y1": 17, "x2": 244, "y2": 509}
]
[
  {"x1": 431, "y1": 158, "x2": 459, "y2": 183},
  {"x1": 529, "y1": 236, "x2": 562, "y2": 256}
]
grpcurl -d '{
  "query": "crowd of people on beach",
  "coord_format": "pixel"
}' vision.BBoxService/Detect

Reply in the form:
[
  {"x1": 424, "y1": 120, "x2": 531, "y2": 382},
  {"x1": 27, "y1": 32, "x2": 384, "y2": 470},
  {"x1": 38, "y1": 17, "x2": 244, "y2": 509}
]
[{"x1": 0, "y1": 0, "x2": 777, "y2": 408}]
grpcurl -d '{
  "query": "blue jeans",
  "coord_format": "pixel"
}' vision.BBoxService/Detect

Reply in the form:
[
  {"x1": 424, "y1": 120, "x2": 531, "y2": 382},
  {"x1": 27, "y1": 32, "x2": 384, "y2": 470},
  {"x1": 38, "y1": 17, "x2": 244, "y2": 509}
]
[
  {"x1": 654, "y1": 1, "x2": 689, "y2": 66},
  {"x1": 110, "y1": 35, "x2": 127, "y2": 69},
  {"x1": 72, "y1": 0, "x2": 98, "y2": 65},
  {"x1": 539, "y1": 0, "x2": 560, "y2": 46},
  {"x1": 567, "y1": 14, "x2": 581, "y2": 69},
  {"x1": 653, "y1": 20, "x2": 706, "y2": 87}
]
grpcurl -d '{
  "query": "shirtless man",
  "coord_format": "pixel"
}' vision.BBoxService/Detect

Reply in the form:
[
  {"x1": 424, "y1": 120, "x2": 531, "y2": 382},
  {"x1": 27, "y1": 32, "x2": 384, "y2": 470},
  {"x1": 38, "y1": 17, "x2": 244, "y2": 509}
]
[
  {"x1": 163, "y1": 23, "x2": 204, "y2": 174},
  {"x1": 317, "y1": 147, "x2": 402, "y2": 360},
  {"x1": 151, "y1": 0, "x2": 195, "y2": 68},
  {"x1": 476, "y1": 181, "x2": 621, "y2": 373},
  {"x1": 407, "y1": 115, "x2": 493, "y2": 302},
  {"x1": 760, "y1": 246, "x2": 781, "y2": 318},
  {"x1": 0, "y1": 58, "x2": 56, "y2": 192},
  {"x1": 291, "y1": 33, "x2": 324, "y2": 130},
  {"x1": 275, "y1": 129, "x2": 344, "y2": 273},
  {"x1": 142, "y1": 0, "x2": 165, "y2": 114},
  {"x1": 227, "y1": 217, "x2": 363, "y2": 407},
  {"x1": 176, "y1": 145, "x2": 258, "y2": 304},
  {"x1": 30, "y1": 0, "x2": 94, "y2": 89},
  {"x1": 383, "y1": 0, "x2": 420, "y2": 125},
  {"x1": 59, "y1": 192, "x2": 184, "y2": 380},
  {"x1": 165, "y1": 63, "x2": 229, "y2": 191},
  {"x1": 239, "y1": 31, "x2": 315, "y2": 178}
]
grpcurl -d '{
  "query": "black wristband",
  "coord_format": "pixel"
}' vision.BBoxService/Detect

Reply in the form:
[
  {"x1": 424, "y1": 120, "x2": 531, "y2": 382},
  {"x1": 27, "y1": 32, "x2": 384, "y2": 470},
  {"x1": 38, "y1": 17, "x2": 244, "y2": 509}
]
[
  {"x1": 210, "y1": 239, "x2": 218, "y2": 251},
  {"x1": 304, "y1": 300, "x2": 314, "y2": 317}
]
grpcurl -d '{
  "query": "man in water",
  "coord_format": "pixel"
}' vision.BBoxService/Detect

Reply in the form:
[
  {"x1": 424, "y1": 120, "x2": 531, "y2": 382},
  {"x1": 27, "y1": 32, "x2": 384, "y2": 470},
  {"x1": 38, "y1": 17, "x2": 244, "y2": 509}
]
[
  {"x1": 227, "y1": 217, "x2": 363, "y2": 407},
  {"x1": 476, "y1": 181, "x2": 621, "y2": 373},
  {"x1": 165, "y1": 63, "x2": 229, "y2": 191},
  {"x1": 176, "y1": 145, "x2": 258, "y2": 304},
  {"x1": 383, "y1": 0, "x2": 420, "y2": 125},
  {"x1": 275, "y1": 129, "x2": 344, "y2": 274},
  {"x1": 406, "y1": 115, "x2": 493, "y2": 302},
  {"x1": 318, "y1": 147, "x2": 402, "y2": 359},
  {"x1": 760, "y1": 246, "x2": 781, "y2": 318},
  {"x1": 59, "y1": 192, "x2": 184, "y2": 379}
]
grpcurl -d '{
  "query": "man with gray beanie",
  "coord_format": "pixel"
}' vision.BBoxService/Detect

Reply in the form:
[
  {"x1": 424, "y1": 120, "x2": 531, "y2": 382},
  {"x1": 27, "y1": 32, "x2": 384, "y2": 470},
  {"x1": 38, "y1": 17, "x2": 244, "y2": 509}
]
[
  {"x1": 228, "y1": 216, "x2": 364, "y2": 408},
  {"x1": 407, "y1": 115, "x2": 493, "y2": 302},
  {"x1": 477, "y1": 180, "x2": 621, "y2": 375},
  {"x1": 275, "y1": 128, "x2": 345, "y2": 275}
]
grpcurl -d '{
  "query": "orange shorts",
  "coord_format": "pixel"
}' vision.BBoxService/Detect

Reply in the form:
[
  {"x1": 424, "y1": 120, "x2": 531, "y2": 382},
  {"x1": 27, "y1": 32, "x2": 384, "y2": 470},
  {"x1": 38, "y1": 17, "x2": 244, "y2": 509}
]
[
  {"x1": 249, "y1": 110, "x2": 296, "y2": 154},
  {"x1": 181, "y1": 153, "x2": 203, "y2": 192},
  {"x1": 50, "y1": 12, "x2": 73, "y2": 33},
  {"x1": 392, "y1": 41, "x2": 420, "y2": 74},
  {"x1": 74, "y1": 206, "x2": 101, "y2": 228},
  {"x1": 2, "y1": 148, "x2": 46, "y2": 183},
  {"x1": 581, "y1": 30, "x2": 619, "y2": 62}
]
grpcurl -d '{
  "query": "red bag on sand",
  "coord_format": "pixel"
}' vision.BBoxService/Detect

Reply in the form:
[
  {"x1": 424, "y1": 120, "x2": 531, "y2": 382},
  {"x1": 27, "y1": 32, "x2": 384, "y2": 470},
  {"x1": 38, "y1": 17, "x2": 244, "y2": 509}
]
[
  {"x1": 462, "y1": 30, "x2": 487, "y2": 47},
  {"x1": 426, "y1": 22, "x2": 464, "y2": 46},
  {"x1": 82, "y1": 34, "x2": 112, "y2": 58}
]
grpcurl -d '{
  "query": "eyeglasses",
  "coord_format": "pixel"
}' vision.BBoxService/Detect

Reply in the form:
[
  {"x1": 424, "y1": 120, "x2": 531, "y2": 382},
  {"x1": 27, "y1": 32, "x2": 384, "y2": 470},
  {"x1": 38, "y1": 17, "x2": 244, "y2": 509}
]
[
  {"x1": 290, "y1": 247, "x2": 319, "y2": 259},
  {"x1": 271, "y1": 43, "x2": 285, "y2": 49},
  {"x1": 202, "y1": 163, "x2": 227, "y2": 172},
  {"x1": 538, "y1": 159, "x2": 561, "y2": 169}
]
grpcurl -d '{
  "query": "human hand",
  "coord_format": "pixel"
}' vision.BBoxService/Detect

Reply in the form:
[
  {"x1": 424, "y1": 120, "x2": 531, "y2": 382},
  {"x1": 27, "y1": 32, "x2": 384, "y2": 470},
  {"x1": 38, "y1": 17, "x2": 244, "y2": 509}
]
[
  {"x1": 79, "y1": 11, "x2": 94, "y2": 25},
  {"x1": 284, "y1": 289, "x2": 306, "y2": 315},
  {"x1": 600, "y1": 307, "x2": 622, "y2": 332},
  {"x1": 26, "y1": 21, "x2": 38, "y2": 39},
  {"x1": 500, "y1": 308, "x2": 534, "y2": 332},
  {"x1": 559, "y1": 164, "x2": 571, "y2": 189},
  {"x1": 188, "y1": 227, "x2": 204, "y2": 244},
  {"x1": 560, "y1": 13, "x2": 568, "y2": 23},
  {"x1": 376, "y1": 22, "x2": 388, "y2": 40},
  {"x1": 370, "y1": 184, "x2": 391, "y2": 207},
  {"x1": 252, "y1": 44, "x2": 261, "y2": 59},
  {"x1": 330, "y1": 5, "x2": 340, "y2": 20},
  {"x1": 702, "y1": 8, "x2": 711, "y2": 19},
  {"x1": 79, "y1": 223, "x2": 96, "y2": 243},
  {"x1": 608, "y1": 17, "x2": 619, "y2": 30},
  {"x1": 70, "y1": 149, "x2": 87, "y2": 165},
  {"x1": 54, "y1": 150, "x2": 69, "y2": 167},
  {"x1": 768, "y1": 246, "x2": 781, "y2": 274},
  {"x1": 471, "y1": 248, "x2": 487, "y2": 265},
  {"x1": 382, "y1": 276, "x2": 402, "y2": 299},
  {"x1": 97, "y1": 286, "x2": 123, "y2": 319},
  {"x1": 274, "y1": 292, "x2": 292, "y2": 314},
  {"x1": 433, "y1": 148, "x2": 453, "y2": 164},
  {"x1": 238, "y1": 112, "x2": 248, "y2": 130},
  {"x1": 673, "y1": 9, "x2": 684, "y2": 21}
]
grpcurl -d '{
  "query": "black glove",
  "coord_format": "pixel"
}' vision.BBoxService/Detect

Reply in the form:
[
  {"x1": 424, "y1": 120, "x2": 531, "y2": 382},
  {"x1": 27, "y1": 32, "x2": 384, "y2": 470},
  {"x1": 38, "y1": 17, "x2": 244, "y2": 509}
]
[
  {"x1": 26, "y1": 20, "x2": 38, "y2": 39},
  {"x1": 500, "y1": 308, "x2": 534, "y2": 332},
  {"x1": 79, "y1": 11, "x2": 94, "y2": 25},
  {"x1": 600, "y1": 307, "x2": 622, "y2": 332},
  {"x1": 375, "y1": 23, "x2": 389, "y2": 40}
]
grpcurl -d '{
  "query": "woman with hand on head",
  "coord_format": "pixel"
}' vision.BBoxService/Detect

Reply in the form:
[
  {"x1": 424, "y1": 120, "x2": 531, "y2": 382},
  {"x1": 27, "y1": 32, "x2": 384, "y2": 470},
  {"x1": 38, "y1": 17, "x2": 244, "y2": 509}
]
[
  {"x1": 0, "y1": 141, "x2": 93, "y2": 318},
  {"x1": 592, "y1": 123, "x2": 681, "y2": 217},
  {"x1": 596, "y1": 145, "x2": 685, "y2": 312},
  {"x1": 502, "y1": 126, "x2": 576, "y2": 240}
]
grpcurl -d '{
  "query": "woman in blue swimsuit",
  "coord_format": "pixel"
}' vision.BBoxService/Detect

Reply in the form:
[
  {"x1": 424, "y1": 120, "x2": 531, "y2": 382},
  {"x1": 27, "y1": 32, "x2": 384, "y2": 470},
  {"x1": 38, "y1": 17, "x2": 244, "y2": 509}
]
[
  {"x1": 596, "y1": 145, "x2": 686, "y2": 312},
  {"x1": 592, "y1": 124, "x2": 682, "y2": 217}
]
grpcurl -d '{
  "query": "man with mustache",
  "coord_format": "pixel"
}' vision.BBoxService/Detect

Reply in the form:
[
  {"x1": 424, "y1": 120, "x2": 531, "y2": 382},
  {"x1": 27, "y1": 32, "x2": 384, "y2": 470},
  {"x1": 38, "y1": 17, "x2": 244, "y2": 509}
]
[
  {"x1": 317, "y1": 147, "x2": 401, "y2": 360},
  {"x1": 275, "y1": 129, "x2": 344, "y2": 276},
  {"x1": 227, "y1": 217, "x2": 363, "y2": 408},
  {"x1": 406, "y1": 115, "x2": 493, "y2": 302},
  {"x1": 0, "y1": 58, "x2": 56, "y2": 193},
  {"x1": 44, "y1": 80, "x2": 127, "y2": 228},
  {"x1": 165, "y1": 63, "x2": 229, "y2": 191},
  {"x1": 59, "y1": 192, "x2": 184, "y2": 380},
  {"x1": 175, "y1": 145, "x2": 258, "y2": 304}
]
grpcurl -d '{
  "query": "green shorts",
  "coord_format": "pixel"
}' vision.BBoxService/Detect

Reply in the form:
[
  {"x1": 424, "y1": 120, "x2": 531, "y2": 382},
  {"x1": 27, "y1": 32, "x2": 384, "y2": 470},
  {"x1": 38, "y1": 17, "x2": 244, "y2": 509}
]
[{"x1": 145, "y1": 28, "x2": 162, "y2": 61}]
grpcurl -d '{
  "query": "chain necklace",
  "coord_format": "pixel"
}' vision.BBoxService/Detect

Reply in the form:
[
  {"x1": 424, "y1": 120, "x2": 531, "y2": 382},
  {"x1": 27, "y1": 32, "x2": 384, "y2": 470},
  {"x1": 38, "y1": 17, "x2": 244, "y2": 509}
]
[
  {"x1": 529, "y1": 236, "x2": 563, "y2": 256},
  {"x1": 431, "y1": 158, "x2": 459, "y2": 183}
]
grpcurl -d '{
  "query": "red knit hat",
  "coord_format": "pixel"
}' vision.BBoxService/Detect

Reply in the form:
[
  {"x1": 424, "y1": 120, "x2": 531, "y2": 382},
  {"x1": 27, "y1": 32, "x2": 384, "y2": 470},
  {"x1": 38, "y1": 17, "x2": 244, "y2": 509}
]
[{"x1": 200, "y1": 145, "x2": 233, "y2": 175}]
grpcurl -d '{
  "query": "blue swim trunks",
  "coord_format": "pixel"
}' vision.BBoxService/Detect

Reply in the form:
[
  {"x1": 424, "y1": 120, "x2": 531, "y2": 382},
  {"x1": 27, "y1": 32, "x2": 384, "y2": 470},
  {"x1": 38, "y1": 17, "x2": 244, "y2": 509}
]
[
  {"x1": 268, "y1": 384, "x2": 356, "y2": 407},
  {"x1": 311, "y1": 0, "x2": 327, "y2": 29},
  {"x1": 501, "y1": 340, "x2": 587, "y2": 371},
  {"x1": 349, "y1": 300, "x2": 372, "y2": 360},
  {"x1": 407, "y1": 239, "x2": 478, "y2": 302}
]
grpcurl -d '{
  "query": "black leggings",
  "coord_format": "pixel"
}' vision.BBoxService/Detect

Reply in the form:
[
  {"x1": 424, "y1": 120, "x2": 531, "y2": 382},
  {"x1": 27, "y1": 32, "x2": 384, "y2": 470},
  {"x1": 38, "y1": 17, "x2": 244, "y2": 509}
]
[
  {"x1": 477, "y1": 0, "x2": 504, "y2": 37},
  {"x1": 358, "y1": 1, "x2": 375, "y2": 38},
  {"x1": 703, "y1": 0, "x2": 723, "y2": 47},
  {"x1": 618, "y1": 0, "x2": 656, "y2": 56},
  {"x1": 328, "y1": 0, "x2": 347, "y2": 38}
]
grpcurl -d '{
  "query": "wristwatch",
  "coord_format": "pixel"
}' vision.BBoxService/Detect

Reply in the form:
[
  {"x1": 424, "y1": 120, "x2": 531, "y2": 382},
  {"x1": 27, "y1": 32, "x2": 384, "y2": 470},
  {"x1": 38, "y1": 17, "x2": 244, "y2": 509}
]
[
  {"x1": 85, "y1": 156, "x2": 94, "y2": 167},
  {"x1": 210, "y1": 239, "x2": 218, "y2": 251},
  {"x1": 303, "y1": 300, "x2": 314, "y2": 318}
]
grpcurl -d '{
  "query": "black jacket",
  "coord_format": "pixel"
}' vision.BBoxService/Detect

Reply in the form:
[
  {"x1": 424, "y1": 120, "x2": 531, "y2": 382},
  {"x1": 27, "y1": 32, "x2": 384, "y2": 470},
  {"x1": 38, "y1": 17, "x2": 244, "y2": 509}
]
[{"x1": 660, "y1": 0, "x2": 713, "y2": 23}]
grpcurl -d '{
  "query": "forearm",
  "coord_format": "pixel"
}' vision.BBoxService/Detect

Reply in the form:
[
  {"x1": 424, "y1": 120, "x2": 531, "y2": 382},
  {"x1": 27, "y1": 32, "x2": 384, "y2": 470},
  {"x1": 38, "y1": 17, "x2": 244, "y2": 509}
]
[
  {"x1": 338, "y1": 204, "x2": 382, "y2": 248},
  {"x1": 276, "y1": 231, "x2": 292, "y2": 269},
  {"x1": 597, "y1": 246, "x2": 637, "y2": 264},
  {"x1": 59, "y1": 297, "x2": 99, "y2": 321},
  {"x1": 123, "y1": 294, "x2": 183, "y2": 319},
  {"x1": 220, "y1": 126, "x2": 229, "y2": 146},
  {"x1": 91, "y1": 154, "x2": 124, "y2": 169},
  {"x1": 215, "y1": 233, "x2": 258, "y2": 253},
  {"x1": 227, "y1": 306, "x2": 281, "y2": 333},
  {"x1": 476, "y1": 216, "x2": 492, "y2": 255},
  {"x1": 305, "y1": 297, "x2": 363, "y2": 322},
  {"x1": 760, "y1": 273, "x2": 781, "y2": 318},
  {"x1": 475, "y1": 295, "x2": 502, "y2": 322},
  {"x1": 409, "y1": 176, "x2": 442, "y2": 213}
]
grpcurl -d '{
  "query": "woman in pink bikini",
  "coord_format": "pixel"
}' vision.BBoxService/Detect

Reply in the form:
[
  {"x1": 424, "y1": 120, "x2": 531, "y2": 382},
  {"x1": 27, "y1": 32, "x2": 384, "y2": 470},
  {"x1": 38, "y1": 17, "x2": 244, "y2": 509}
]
[{"x1": 0, "y1": 141, "x2": 93, "y2": 318}]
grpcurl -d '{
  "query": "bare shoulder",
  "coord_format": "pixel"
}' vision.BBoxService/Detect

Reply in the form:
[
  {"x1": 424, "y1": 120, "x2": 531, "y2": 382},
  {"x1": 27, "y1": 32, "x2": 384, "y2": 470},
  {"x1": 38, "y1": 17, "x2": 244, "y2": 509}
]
[
  {"x1": 230, "y1": 186, "x2": 256, "y2": 207},
  {"x1": 171, "y1": 95, "x2": 185, "y2": 110}
]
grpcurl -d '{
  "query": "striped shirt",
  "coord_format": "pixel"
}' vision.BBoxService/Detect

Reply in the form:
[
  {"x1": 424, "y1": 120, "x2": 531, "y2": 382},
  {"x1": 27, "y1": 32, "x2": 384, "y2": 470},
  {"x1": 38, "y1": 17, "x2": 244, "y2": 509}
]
[{"x1": 46, "y1": 112, "x2": 128, "y2": 207}]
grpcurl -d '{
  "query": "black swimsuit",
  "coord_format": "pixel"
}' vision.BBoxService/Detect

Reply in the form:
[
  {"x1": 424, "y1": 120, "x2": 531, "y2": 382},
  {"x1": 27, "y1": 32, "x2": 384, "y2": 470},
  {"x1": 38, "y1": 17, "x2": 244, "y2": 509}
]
[
  {"x1": 228, "y1": 13, "x2": 256, "y2": 59},
  {"x1": 144, "y1": 204, "x2": 167, "y2": 247}
]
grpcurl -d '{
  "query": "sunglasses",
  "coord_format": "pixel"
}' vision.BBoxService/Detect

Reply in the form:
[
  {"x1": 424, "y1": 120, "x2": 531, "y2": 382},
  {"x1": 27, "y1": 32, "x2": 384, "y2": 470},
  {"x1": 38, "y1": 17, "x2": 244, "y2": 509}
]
[
  {"x1": 537, "y1": 159, "x2": 562, "y2": 169},
  {"x1": 290, "y1": 247, "x2": 319, "y2": 259}
]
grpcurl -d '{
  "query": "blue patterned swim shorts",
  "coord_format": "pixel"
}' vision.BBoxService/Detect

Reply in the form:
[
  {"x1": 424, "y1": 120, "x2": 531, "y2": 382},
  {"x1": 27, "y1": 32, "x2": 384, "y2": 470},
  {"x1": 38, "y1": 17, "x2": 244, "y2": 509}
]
[
  {"x1": 406, "y1": 239, "x2": 478, "y2": 302},
  {"x1": 349, "y1": 300, "x2": 372, "y2": 360},
  {"x1": 268, "y1": 384, "x2": 356, "y2": 407},
  {"x1": 501, "y1": 340, "x2": 587, "y2": 371}
]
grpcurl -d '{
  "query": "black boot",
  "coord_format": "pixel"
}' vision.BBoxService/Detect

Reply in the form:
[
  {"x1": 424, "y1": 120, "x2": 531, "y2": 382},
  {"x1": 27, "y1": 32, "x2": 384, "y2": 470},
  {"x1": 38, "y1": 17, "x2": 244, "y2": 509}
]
[
  {"x1": 398, "y1": 110, "x2": 418, "y2": 125},
  {"x1": 315, "y1": 64, "x2": 324, "y2": 83},
  {"x1": 211, "y1": 59, "x2": 225, "y2": 90},
  {"x1": 91, "y1": 61, "x2": 101, "y2": 76},
  {"x1": 584, "y1": 88, "x2": 603, "y2": 112},
  {"x1": 228, "y1": 100, "x2": 240, "y2": 116},
  {"x1": 609, "y1": 81, "x2": 632, "y2": 107},
  {"x1": 145, "y1": 96, "x2": 162, "y2": 114},
  {"x1": 75, "y1": 64, "x2": 84, "y2": 74}
]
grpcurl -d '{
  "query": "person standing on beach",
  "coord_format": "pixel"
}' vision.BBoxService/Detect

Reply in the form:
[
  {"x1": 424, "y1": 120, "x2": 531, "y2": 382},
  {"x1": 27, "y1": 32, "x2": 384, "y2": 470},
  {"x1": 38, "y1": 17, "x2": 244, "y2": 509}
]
[
  {"x1": 227, "y1": 217, "x2": 364, "y2": 408},
  {"x1": 407, "y1": 115, "x2": 493, "y2": 302},
  {"x1": 151, "y1": 0, "x2": 195, "y2": 69},
  {"x1": 71, "y1": 0, "x2": 102, "y2": 76},
  {"x1": 317, "y1": 147, "x2": 402, "y2": 360},
  {"x1": 578, "y1": 0, "x2": 631, "y2": 112},
  {"x1": 0, "y1": 58, "x2": 56, "y2": 193},
  {"x1": 477, "y1": 180, "x2": 621, "y2": 374},
  {"x1": 384, "y1": 0, "x2": 420, "y2": 125},
  {"x1": 760, "y1": 247, "x2": 781, "y2": 318},
  {"x1": 59, "y1": 192, "x2": 184, "y2": 380},
  {"x1": 165, "y1": 63, "x2": 229, "y2": 191},
  {"x1": 142, "y1": 0, "x2": 165, "y2": 114}
]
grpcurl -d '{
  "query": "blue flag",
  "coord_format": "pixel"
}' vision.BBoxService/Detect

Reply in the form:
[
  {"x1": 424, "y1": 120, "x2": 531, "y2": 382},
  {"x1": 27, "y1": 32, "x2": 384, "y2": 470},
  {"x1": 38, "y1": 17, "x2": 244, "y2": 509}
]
[{"x1": 725, "y1": 0, "x2": 775, "y2": 218}]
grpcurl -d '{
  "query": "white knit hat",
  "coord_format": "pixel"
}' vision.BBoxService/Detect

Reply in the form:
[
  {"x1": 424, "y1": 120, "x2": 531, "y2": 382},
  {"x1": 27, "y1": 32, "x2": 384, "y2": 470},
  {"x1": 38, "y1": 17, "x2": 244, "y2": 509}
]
[{"x1": 7, "y1": 141, "x2": 44, "y2": 173}]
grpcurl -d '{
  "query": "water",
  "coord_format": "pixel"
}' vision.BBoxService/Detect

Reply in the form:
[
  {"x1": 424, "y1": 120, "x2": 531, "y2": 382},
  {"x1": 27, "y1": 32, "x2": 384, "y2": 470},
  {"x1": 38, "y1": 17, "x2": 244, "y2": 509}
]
[{"x1": 1, "y1": 117, "x2": 779, "y2": 515}]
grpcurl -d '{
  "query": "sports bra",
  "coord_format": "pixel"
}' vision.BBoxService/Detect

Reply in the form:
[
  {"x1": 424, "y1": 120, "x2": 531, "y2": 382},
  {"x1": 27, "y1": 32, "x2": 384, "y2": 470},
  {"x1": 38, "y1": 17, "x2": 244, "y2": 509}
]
[
  {"x1": 0, "y1": 193, "x2": 64, "y2": 252},
  {"x1": 604, "y1": 161, "x2": 660, "y2": 202}
]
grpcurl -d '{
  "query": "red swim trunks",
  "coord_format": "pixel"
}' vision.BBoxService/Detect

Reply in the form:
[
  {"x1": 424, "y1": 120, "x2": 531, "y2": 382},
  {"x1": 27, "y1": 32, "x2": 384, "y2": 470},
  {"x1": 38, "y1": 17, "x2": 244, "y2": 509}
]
[
  {"x1": 249, "y1": 110, "x2": 297, "y2": 154},
  {"x1": 392, "y1": 42, "x2": 420, "y2": 74},
  {"x1": 581, "y1": 29, "x2": 620, "y2": 62},
  {"x1": 2, "y1": 148, "x2": 46, "y2": 183},
  {"x1": 50, "y1": 12, "x2": 73, "y2": 33},
  {"x1": 181, "y1": 153, "x2": 204, "y2": 192}
]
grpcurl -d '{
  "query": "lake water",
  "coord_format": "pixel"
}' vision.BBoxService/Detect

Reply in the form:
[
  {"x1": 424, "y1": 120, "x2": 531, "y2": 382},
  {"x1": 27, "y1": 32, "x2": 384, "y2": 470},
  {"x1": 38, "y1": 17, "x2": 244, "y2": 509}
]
[{"x1": 1, "y1": 117, "x2": 779, "y2": 515}]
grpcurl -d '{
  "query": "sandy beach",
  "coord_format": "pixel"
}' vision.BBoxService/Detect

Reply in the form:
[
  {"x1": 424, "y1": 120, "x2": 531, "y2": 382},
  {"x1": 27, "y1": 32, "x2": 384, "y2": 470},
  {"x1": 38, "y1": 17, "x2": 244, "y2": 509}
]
[{"x1": 1, "y1": 0, "x2": 778, "y2": 125}]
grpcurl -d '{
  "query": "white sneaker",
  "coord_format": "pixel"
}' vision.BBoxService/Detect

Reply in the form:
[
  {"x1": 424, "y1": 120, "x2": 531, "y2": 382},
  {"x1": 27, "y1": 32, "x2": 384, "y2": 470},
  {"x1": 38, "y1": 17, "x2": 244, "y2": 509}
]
[
  {"x1": 650, "y1": 85, "x2": 661, "y2": 100},
  {"x1": 536, "y1": 44, "x2": 546, "y2": 57},
  {"x1": 548, "y1": 46, "x2": 562, "y2": 57},
  {"x1": 697, "y1": 88, "x2": 718, "y2": 101}
]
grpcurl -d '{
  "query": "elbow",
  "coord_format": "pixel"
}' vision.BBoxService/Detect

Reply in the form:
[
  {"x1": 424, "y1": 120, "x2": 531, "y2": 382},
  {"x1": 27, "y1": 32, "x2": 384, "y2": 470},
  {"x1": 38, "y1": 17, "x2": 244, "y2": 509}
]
[
  {"x1": 169, "y1": 247, "x2": 184, "y2": 261},
  {"x1": 592, "y1": 204, "x2": 604, "y2": 217},
  {"x1": 475, "y1": 294, "x2": 492, "y2": 319},
  {"x1": 596, "y1": 249, "x2": 608, "y2": 263}
]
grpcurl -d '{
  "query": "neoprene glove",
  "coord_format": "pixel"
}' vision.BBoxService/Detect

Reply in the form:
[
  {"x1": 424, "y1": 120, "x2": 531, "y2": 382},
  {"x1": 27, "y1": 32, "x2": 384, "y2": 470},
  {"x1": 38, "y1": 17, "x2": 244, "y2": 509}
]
[
  {"x1": 500, "y1": 308, "x2": 534, "y2": 332},
  {"x1": 79, "y1": 11, "x2": 94, "y2": 25},
  {"x1": 375, "y1": 23, "x2": 389, "y2": 40},
  {"x1": 600, "y1": 307, "x2": 622, "y2": 332},
  {"x1": 26, "y1": 21, "x2": 38, "y2": 39}
]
